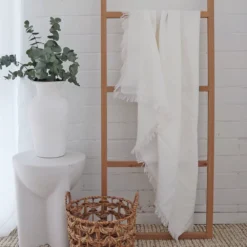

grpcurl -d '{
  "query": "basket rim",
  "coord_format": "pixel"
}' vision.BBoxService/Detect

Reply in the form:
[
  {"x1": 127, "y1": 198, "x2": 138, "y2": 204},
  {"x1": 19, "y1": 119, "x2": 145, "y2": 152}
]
[{"x1": 66, "y1": 195, "x2": 138, "y2": 226}]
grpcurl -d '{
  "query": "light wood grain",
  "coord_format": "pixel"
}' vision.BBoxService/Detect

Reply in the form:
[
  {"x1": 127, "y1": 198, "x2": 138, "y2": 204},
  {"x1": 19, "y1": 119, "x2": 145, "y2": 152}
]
[
  {"x1": 107, "y1": 86, "x2": 209, "y2": 93},
  {"x1": 101, "y1": 0, "x2": 108, "y2": 196},
  {"x1": 108, "y1": 161, "x2": 208, "y2": 168},
  {"x1": 206, "y1": 0, "x2": 215, "y2": 238},
  {"x1": 106, "y1": 11, "x2": 209, "y2": 19}
]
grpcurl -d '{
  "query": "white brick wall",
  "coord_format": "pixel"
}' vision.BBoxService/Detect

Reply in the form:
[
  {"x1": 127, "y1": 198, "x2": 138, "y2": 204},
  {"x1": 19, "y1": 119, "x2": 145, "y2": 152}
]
[{"x1": 20, "y1": 0, "x2": 247, "y2": 224}]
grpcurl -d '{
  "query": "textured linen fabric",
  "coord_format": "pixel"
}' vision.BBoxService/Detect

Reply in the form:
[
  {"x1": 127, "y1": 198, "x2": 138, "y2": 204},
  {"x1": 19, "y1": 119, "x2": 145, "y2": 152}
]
[{"x1": 114, "y1": 10, "x2": 200, "y2": 239}]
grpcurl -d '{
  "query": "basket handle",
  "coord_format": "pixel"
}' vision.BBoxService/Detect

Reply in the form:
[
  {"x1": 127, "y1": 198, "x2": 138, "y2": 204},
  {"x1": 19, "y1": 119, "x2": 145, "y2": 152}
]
[
  {"x1": 133, "y1": 191, "x2": 139, "y2": 211},
  {"x1": 65, "y1": 191, "x2": 72, "y2": 205}
]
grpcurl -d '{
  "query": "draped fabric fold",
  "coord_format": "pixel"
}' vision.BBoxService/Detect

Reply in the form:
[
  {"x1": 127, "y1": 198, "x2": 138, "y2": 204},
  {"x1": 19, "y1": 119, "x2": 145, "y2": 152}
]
[
  {"x1": 0, "y1": 0, "x2": 21, "y2": 237},
  {"x1": 114, "y1": 10, "x2": 200, "y2": 240}
]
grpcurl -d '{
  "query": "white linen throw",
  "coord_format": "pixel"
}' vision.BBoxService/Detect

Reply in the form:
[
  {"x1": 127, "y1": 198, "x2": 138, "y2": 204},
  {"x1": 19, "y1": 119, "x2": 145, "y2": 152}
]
[{"x1": 114, "y1": 10, "x2": 201, "y2": 240}]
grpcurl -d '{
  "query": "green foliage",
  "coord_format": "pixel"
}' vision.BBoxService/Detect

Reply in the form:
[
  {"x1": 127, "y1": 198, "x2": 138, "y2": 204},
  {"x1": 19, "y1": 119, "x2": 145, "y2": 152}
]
[
  {"x1": 24, "y1": 20, "x2": 43, "y2": 47},
  {"x1": 0, "y1": 17, "x2": 80, "y2": 86}
]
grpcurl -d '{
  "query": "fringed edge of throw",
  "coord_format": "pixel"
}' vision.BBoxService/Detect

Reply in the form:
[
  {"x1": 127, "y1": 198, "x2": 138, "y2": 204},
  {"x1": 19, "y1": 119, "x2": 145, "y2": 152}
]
[
  {"x1": 141, "y1": 156, "x2": 195, "y2": 241},
  {"x1": 132, "y1": 126, "x2": 157, "y2": 156},
  {"x1": 114, "y1": 12, "x2": 140, "y2": 102},
  {"x1": 136, "y1": 157, "x2": 170, "y2": 229},
  {"x1": 131, "y1": 126, "x2": 170, "y2": 228},
  {"x1": 114, "y1": 91, "x2": 137, "y2": 103},
  {"x1": 132, "y1": 121, "x2": 189, "y2": 241},
  {"x1": 168, "y1": 208, "x2": 196, "y2": 241},
  {"x1": 145, "y1": 166, "x2": 170, "y2": 230}
]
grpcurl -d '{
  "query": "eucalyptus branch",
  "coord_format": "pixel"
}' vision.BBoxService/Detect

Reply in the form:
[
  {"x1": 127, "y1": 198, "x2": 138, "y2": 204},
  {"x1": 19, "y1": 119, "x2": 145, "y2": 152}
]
[
  {"x1": 30, "y1": 33, "x2": 38, "y2": 48},
  {"x1": 30, "y1": 33, "x2": 39, "y2": 48},
  {"x1": 24, "y1": 21, "x2": 44, "y2": 48},
  {"x1": 0, "y1": 17, "x2": 80, "y2": 86},
  {"x1": 17, "y1": 61, "x2": 33, "y2": 71}
]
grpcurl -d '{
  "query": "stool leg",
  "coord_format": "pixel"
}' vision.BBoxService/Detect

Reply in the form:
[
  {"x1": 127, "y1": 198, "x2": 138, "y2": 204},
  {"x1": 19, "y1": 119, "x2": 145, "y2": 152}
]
[
  {"x1": 15, "y1": 174, "x2": 47, "y2": 247},
  {"x1": 46, "y1": 181, "x2": 69, "y2": 247}
]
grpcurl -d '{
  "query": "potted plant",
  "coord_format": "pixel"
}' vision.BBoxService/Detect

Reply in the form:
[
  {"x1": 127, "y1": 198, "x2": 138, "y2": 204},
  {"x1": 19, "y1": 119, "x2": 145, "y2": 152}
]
[{"x1": 0, "y1": 17, "x2": 80, "y2": 158}]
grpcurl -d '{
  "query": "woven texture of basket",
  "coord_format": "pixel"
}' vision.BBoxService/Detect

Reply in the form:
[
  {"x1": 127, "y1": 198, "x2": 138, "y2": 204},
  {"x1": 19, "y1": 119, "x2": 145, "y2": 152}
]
[{"x1": 65, "y1": 192, "x2": 139, "y2": 247}]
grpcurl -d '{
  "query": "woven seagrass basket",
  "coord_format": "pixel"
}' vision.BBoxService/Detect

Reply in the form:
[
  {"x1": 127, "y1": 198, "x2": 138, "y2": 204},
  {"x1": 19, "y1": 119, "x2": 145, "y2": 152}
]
[{"x1": 65, "y1": 192, "x2": 139, "y2": 247}]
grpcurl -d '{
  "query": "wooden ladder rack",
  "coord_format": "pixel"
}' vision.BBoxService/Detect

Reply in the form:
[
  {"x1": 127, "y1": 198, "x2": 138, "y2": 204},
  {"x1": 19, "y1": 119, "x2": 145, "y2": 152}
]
[{"x1": 101, "y1": 0, "x2": 215, "y2": 240}]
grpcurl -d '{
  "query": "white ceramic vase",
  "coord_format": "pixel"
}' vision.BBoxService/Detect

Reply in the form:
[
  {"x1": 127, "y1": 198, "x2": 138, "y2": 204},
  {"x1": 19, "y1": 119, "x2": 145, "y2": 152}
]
[{"x1": 29, "y1": 82, "x2": 68, "y2": 158}]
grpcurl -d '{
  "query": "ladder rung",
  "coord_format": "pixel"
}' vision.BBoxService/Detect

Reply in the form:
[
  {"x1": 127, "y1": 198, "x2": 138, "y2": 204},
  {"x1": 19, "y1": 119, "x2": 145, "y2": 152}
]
[
  {"x1": 106, "y1": 11, "x2": 209, "y2": 19},
  {"x1": 107, "y1": 86, "x2": 209, "y2": 93},
  {"x1": 137, "y1": 231, "x2": 209, "y2": 240},
  {"x1": 108, "y1": 160, "x2": 208, "y2": 167}
]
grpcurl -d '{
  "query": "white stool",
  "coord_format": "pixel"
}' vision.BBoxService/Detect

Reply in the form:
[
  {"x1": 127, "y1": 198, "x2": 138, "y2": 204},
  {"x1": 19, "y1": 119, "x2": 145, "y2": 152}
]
[{"x1": 13, "y1": 151, "x2": 86, "y2": 247}]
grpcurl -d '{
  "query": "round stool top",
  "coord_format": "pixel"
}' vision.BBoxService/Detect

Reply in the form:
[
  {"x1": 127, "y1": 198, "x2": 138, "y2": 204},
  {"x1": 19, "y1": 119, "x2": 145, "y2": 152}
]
[{"x1": 13, "y1": 151, "x2": 86, "y2": 167}]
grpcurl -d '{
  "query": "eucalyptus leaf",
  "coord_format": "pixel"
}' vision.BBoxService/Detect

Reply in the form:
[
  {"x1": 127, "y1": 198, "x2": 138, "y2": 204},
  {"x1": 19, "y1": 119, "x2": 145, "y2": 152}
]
[
  {"x1": 24, "y1": 20, "x2": 29, "y2": 27},
  {"x1": 50, "y1": 17, "x2": 55, "y2": 25},
  {"x1": 44, "y1": 47, "x2": 52, "y2": 54},
  {"x1": 4, "y1": 74, "x2": 11, "y2": 80},
  {"x1": 35, "y1": 61, "x2": 46, "y2": 70},
  {"x1": 67, "y1": 51, "x2": 77, "y2": 62},
  {"x1": 51, "y1": 23, "x2": 61, "y2": 31},
  {"x1": 17, "y1": 70, "x2": 24, "y2": 77},
  {"x1": 63, "y1": 47, "x2": 70, "y2": 55},
  {"x1": 55, "y1": 18, "x2": 61, "y2": 23},
  {"x1": 69, "y1": 62, "x2": 79, "y2": 76},
  {"x1": 45, "y1": 40, "x2": 62, "y2": 53}
]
